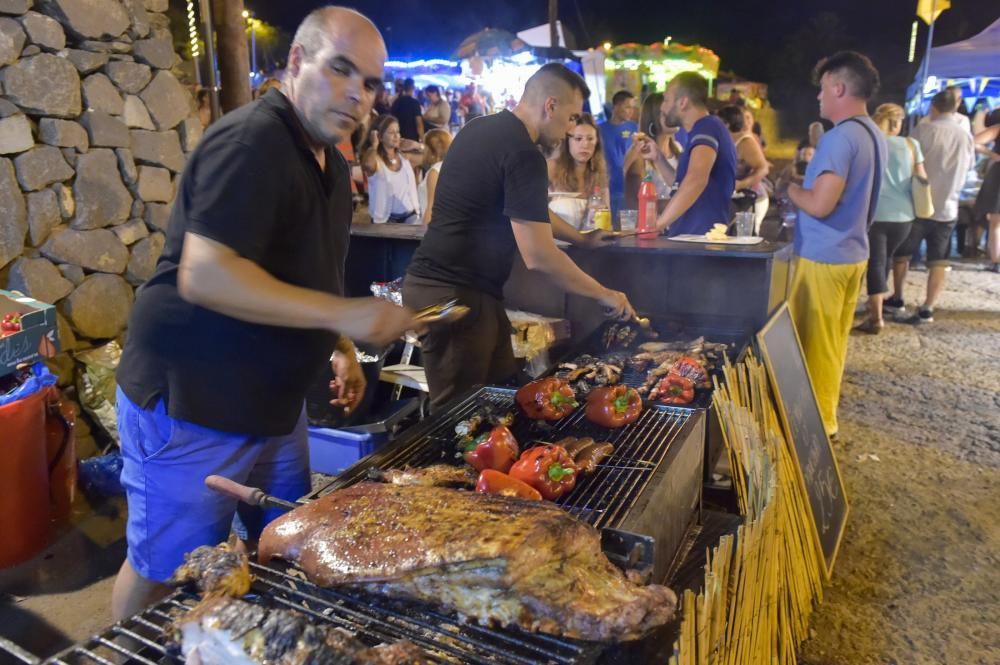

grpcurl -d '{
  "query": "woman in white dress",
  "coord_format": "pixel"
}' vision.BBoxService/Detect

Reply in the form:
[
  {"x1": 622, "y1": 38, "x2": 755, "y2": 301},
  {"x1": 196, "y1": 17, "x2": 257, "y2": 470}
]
[
  {"x1": 362, "y1": 114, "x2": 420, "y2": 224},
  {"x1": 417, "y1": 129, "x2": 452, "y2": 224}
]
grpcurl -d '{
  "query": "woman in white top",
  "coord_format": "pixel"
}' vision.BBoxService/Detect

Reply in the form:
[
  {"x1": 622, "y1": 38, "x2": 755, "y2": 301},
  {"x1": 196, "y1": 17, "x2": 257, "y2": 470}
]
[
  {"x1": 362, "y1": 114, "x2": 420, "y2": 224},
  {"x1": 546, "y1": 113, "x2": 609, "y2": 229},
  {"x1": 418, "y1": 128, "x2": 452, "y2": 224},
  {"x1": 719, "y1": 105, "x2": 770, "y2": 234}
]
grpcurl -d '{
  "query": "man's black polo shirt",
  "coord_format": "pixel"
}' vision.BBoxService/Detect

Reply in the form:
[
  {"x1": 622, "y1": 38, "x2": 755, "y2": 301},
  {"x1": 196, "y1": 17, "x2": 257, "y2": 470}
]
[{"x1": 117, "y1": 89, "x2": 351, "y2": 436}]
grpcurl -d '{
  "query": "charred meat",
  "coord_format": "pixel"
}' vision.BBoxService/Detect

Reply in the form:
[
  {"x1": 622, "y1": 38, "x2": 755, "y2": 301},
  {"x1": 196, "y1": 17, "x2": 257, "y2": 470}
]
[
  {"x1": 555, "y1": 355, "x2": 624, "y2": 396},
  {"x1": 574, "y1": 442, "x2": 616, "y2": 473},
  {"x1": 367, "y1": 465, "x2": 476, "y2": 488},
  {"x1": 258, "y1": 483, "x2": 676, "y2": 642},
  {"x1": 602, "y1": 323, "x2": 638, "y2": 350},
  {"x1": 168, "y1": 544, "x2": 252, "y2": 598},
  {"x1": 172, "y1": 596, "x2": 426, "y2": 665}
]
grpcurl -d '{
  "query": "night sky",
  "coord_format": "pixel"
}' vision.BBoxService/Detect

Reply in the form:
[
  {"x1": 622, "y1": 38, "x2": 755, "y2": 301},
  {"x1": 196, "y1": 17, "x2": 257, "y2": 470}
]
[{"x1": 250, "y1": 0, "x2": 995, "y2": 100}]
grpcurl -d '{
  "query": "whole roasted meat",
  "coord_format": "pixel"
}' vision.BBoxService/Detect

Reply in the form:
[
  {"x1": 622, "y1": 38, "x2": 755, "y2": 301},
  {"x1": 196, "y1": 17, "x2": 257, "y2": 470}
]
[{"x1": 258, "y1": 482, "x2": 677, "y2": 642}]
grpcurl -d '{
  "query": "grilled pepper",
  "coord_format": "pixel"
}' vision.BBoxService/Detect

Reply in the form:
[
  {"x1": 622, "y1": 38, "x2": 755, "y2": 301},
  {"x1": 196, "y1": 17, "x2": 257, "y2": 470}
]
[
  {"x1": 656, "y1": 374, "x2": 696, "y2": 405},
  {"x1": 515, "y1": 377, "x2": 579, "y2": 421},
  {"x1": 475, "y1": 469, "x2": 542, "y2": 501},
  {"x1": 508, "y1": 445, "x2": 578, "y2": 500},
  {"x1": 669, "y1": 355, "x2": 709, "y2": 388},
  {"x1": 585, "y1": 385, "x2": 642, "y2": 428},
  {"x1": 462, "y1": 425, "x2": 519, "y2": 473}
]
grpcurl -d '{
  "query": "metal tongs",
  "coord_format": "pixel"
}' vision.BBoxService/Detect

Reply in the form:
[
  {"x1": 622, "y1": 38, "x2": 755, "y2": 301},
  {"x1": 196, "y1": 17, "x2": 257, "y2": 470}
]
[{"x1": 412, "y1": 298, "x2": 470, "y2": 325}]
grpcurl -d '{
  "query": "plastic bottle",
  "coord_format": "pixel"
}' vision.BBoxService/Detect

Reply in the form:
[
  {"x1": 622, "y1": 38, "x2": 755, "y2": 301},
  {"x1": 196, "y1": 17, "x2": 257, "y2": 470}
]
[
  {"x1": 637, "y1": 173, "x2": 657, "y2": 232},
  {"x1": 586, "y1": 186, "x2": 611, "y2": 231}
]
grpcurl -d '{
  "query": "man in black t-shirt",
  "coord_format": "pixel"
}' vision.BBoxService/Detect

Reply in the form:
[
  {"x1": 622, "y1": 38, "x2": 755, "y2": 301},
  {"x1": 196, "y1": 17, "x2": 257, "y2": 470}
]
[
  {"x1": 111, "y1": 8, "x2": 416, "y2": 621},
  {"x1": 389, "y1": 77, "x2": 424, "y2": 141},
  {"x1": 404, "y1": 63, "x2": 635, "y2": 408}
]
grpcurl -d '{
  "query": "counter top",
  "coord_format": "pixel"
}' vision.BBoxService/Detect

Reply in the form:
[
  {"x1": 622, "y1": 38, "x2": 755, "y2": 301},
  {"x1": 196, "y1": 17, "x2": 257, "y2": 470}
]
[{"x1": 350, "y1": 218, "x2": 790, "y2": 259}]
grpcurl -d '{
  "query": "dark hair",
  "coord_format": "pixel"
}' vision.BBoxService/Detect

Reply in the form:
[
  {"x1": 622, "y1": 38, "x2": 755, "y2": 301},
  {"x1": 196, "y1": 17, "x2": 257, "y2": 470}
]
[
  {"x1": 612, "y1": 89, "x2": 634, "y2": 106},
  {"x1": 425, "y1": 84, "x2": 440, "y2": 96},
  {"x1": 812, "y1": 50, "x2": 880, "y2": 100},
  {"x1": 549, "y1": 113, "x2": 607, "y2": 195},
  {"x1": 196, "y1": 88, "x2": 209, "y2": 105},
  {"x1": 930, "y1": 89, "x2": 959, "y2": 113},
  {"x1": 403, "y1": 78, "x2": 415, "y2": 93},
  {"x1": 639, "y1": 91, "x2": 663, "y2": 137},
  {"x1": 985, "y1": 108, "x2": 1000, "y2": 128},
  {"x1": 670, "y1": 72, "x2": 709, "y2": 108},
  {"x1": 717, "y1": 105, "x2": 746, "y2": 133},
  {"x1": 371, "y1": 114, "x2": 398, "y2": 165},
  {"x1": 527, "y1": 62, "x2": 591, "y2": 101}
]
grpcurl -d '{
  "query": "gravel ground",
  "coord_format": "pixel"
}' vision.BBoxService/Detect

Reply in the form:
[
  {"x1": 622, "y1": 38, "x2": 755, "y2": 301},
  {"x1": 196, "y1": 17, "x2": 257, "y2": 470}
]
[{"x1": 799, "y1": 262, "x2": 1000, "y2": 665}]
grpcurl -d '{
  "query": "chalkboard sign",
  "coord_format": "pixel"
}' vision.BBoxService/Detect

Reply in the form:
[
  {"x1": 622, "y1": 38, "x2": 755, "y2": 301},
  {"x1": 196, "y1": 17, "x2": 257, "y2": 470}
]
[{"x1": 756, "y1": 304, "x2": 849, "y2": 579}]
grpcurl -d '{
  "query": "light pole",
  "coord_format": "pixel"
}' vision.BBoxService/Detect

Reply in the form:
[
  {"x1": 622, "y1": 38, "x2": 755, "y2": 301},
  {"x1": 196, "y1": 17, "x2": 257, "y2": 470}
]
[{"x1": 242, "y1": 10, "x2": 257, "y2": 77}]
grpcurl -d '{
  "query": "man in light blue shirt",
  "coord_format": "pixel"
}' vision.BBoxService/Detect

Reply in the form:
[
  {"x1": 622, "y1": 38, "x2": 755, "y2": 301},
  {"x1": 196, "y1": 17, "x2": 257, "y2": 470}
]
[{"x1": 786, "y1": 51, "x2": 886, "y2": 438}]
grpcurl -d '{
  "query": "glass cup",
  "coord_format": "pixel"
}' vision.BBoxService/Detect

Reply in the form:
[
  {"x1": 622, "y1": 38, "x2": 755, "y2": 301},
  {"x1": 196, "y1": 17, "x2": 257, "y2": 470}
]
[
  {"x1": 619, "y1": 209, "x2": 638, "y2": 232},
  {"x1": 734, "y1": 211, "x2": 754, "y2": 237}
]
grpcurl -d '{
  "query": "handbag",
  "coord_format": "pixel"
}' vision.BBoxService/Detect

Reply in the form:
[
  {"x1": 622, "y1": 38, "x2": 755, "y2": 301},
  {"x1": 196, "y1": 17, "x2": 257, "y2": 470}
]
[{"x1": 905, "y1": 137, "x2": 935, "y2": 219}]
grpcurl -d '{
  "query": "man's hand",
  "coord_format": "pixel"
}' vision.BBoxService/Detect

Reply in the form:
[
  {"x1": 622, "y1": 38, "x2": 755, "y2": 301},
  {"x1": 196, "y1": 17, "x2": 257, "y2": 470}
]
[
  {"x1": 329, "y1": 344, "x2": 366, "y2": 414},
  {"x1": 598, "y1": 289, "x2": 636, "y2": 321},
  {"x1": 332, "y1": 298, "x2": 417, "y2": 348},
  {"x1": 579, "y1": 229, "x2": 615, "y2": 248}
]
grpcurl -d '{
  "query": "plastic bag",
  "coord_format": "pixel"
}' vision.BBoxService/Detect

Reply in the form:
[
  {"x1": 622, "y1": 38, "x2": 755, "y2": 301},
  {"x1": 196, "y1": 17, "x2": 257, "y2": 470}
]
[
  {"x1": 77, "y1": 450, "x2": 124, "y2": 498},
  {"x1": 74, "y1": 341, "x2": 121, "y2": 445},
  {"x1": 0, "y1": 362, "x2": 56, "y2": 407}
]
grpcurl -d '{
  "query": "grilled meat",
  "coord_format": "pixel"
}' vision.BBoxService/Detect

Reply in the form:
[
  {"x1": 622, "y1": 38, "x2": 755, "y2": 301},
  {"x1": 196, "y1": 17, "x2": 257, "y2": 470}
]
[
  {"x1": 172, "y1": 596, "x2": 427, "y2": 665},
  {"x1": 574, "y1": 442, "x2": 616, "y2": 473},
  {"x1": 559, "y1": 436, "x2": 595, "y2": 458},
  {"x1": 368, "y1": 465, "x2": 476, "y2": 488},
  {"x1": 168, "y1": 544, "x2": 252, "y2": 598},
  {"x1": 258, "y1": 483, "x2": 676, "y2": 642},
  {"x1": 555, "y1": 355, "x2": 624, "y2": 396}
]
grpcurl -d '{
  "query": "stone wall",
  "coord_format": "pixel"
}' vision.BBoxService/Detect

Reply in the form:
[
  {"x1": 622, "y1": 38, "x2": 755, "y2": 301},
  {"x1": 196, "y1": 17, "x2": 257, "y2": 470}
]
[{"x1": 0, "y1": 0, "x2": 199, "y2": 449}]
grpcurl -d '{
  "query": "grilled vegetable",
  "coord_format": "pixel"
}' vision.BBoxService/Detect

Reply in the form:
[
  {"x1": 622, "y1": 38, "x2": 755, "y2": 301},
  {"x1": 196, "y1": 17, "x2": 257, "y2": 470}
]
[
  {"x1": 515, "y1": 378, "x2": 578, "y2": 421},
  {"x1": 475, "y1": 469, "x2": 542, "y2": 500},
  {"x1": 574, "y1": 442, "x2": 616, "y2": 473},
  {"x1": 651, "y1": 374, "x2": 695, "y2": 405},
  {"x1": 669, "y1": 355, "x2": 709, "y2": 388},
  {"x1": 168, "y1": 544, "x2": 252, "y2": 598},
  {"x1": 585, "y1": 385, "x2": 642, "y2": 428},
  {"x1": 463, "y1": 425, "x2": 519, "y2": 473},
  {"x1": 509, "y1": 445, "x2": 577, "y2": 500}
]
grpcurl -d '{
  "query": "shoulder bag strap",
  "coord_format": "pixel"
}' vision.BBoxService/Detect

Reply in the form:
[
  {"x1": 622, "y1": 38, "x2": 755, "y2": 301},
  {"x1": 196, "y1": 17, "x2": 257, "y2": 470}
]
[{"x1": 845, "y1": 117, "x2": 881, "y2": 229}]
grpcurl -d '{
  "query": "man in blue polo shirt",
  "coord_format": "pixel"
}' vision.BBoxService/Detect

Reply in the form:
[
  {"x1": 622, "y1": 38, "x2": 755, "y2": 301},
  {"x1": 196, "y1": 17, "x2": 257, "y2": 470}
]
[
  {"x1": 599, "y1": 90, "x2": 638, "y2": 222},
  {"x1": 648, "y1": 72, "x2": 736, "y2": 236}
]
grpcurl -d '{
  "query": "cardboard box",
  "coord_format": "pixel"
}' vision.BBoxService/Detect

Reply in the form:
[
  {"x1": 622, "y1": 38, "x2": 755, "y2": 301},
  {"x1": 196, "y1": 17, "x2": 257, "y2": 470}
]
[{"x1": 0, "y1": 289, "x2": 59, "y2": 378}]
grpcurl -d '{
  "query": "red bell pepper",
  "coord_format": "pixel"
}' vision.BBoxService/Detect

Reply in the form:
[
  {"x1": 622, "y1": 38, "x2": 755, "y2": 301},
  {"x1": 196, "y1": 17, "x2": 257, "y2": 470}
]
[
  {"x1": 508, "y1": 445, "x2": 578, "y2": 500},
  {"x1": 515, "y1": 377, "x2": 579, "y2": 421},
  {"x1": 475, "y1": 469, "x2": 542, "y2": 501},
  {"x1": 462, "y1": 425, "x2": 519, "y2": 473},
  {"x1": 584, "y1": 385, "x2": 642, "y2": 428},
  {"x1": 669, "y1": 355, "x2": 709, "y2": 388},
  {"x1": 655, "y1": 374, "x2": 696, "y2": 405}
]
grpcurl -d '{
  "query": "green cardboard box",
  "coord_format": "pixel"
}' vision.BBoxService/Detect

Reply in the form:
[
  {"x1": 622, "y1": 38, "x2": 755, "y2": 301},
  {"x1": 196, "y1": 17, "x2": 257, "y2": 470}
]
[{"x1": 0, "y1": 289, "x2": 60, "y2": 378}]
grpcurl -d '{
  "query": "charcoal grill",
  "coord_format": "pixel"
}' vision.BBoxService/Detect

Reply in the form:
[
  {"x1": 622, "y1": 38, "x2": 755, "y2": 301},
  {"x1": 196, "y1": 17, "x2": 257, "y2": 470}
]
[
  {"x1": 39, "y1": 558, "x2": 601, "y2": 665},
  {"x1": 314, "y1": 385, "x2": 706, "y2": 584}
]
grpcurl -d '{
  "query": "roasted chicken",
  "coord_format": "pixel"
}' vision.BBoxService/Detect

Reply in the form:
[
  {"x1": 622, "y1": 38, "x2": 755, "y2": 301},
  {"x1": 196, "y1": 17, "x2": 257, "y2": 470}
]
[{"x1": 168, "y1": 544, "x2": 252, "y2": 598}]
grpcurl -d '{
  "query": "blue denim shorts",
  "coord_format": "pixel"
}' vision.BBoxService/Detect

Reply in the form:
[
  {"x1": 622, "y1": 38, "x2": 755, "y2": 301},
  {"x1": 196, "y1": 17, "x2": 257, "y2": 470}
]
[{"x1": 116, "y1": 386, "x2": 310, "y2": 582}]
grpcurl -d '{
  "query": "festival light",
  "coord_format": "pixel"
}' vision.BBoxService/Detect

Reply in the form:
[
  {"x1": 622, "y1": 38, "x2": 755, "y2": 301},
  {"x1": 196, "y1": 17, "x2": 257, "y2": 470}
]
[
  {"x1": 908, "y1": 21, "x2": 918, "y2": 63},
  {"x1": 186, "y1": 0, "x2": 199, "y2": 59}
]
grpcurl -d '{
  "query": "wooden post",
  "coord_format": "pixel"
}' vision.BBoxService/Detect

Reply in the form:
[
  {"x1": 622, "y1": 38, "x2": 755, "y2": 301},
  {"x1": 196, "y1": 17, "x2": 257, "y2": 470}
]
[
  {"x1": 212, "y1": 0, "x2": 251, "y2": 112},
  {"x1": 548, "y1": 0, "x2": 558, "y2": 55}
]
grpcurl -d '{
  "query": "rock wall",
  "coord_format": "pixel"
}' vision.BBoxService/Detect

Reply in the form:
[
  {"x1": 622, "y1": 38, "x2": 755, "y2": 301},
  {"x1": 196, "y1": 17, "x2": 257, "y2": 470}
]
[{"x1": 0, "y1": 0, "x2": 199, "y2": 451}]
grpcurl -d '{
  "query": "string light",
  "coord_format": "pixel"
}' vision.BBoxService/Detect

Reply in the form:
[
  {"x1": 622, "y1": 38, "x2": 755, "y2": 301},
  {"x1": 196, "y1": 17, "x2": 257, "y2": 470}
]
[
  {"x1": 186, "y1": 0, "x2": 199, "y2": 59},
  {"x1": 907, "y1": 21, "x2": 918, "y2": 63}
]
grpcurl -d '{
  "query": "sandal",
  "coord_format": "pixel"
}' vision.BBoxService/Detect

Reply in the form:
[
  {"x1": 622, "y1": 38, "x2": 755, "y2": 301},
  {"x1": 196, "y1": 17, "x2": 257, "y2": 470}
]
[{"x1": 854, "y1": 318, "x2": 884, "y2": 335}]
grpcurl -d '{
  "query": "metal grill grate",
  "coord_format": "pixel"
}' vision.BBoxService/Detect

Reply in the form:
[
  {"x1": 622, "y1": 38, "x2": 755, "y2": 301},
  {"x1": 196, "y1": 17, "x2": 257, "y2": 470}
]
[
  {"x1": 323, "y1": 387, "x2": 693, "y2": 531},
  {"x1": 44, "y1": 559, "x2": 601, "y2": 665}
]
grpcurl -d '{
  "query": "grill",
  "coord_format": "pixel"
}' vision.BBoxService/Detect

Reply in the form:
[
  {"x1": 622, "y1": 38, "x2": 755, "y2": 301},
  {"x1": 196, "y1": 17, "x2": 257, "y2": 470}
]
[
  {"x1": 315, "y1": 385, "x2": 705, "y2": 583},
  {"x1": 41, "y1": 559, "x2": 600, "y2": 665}
]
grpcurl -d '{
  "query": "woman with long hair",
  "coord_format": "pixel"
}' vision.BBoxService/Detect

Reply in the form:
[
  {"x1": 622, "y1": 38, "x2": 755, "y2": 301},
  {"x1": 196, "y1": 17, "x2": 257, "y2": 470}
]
[
  {"x1": 361, "y1": 114, "x2": 420, "y2": 224},
  {"x1": 864, "y1": 103, "x2": 930, "y2": 333},
  {"x1": 625, "y1": 91, "x2": 682, "y2": 209},
  {"x1": 418, "y1": 128, "x2": 452, "y2": 224},
  {"x1": 546, "y1": 113, "x2": 609, "y2": 228},
  {"x1": 972, "y1": 109, "x2": 1000, "y2": 271},
  {"x1": 718, "y1": 105, "x2": 770, "y2": 233}
]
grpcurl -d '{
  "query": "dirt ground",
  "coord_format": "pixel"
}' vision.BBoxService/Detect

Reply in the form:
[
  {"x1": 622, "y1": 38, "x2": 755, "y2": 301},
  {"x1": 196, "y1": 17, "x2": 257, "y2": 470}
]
[{"x1": 799, "y1": 261, "x2": 1000, "y2": 665}]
